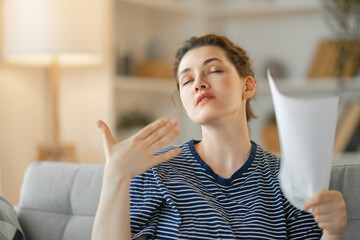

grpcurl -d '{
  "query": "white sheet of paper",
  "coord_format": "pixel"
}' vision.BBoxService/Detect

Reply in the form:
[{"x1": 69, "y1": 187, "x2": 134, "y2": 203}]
[{"x1": 267, "y1": 70, "x2": 339, "y2": 211}]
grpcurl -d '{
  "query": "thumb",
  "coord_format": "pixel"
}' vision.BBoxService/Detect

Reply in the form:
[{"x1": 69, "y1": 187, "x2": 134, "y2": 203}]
[{"x1": 97, "y1": 120, "x2": 116, "y2": 147}]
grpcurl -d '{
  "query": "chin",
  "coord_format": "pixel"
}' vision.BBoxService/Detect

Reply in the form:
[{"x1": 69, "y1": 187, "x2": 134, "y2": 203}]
[
  {"x1": 188, "y1": 106, "x2": 244, "y2": 126},
  {"x1": 189, "y1": 111, "x2": 223, "y2": 126}
]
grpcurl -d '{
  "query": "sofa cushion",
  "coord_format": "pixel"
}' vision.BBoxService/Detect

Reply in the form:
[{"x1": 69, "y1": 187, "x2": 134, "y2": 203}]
[
  {"x1": 17, "y1": 161, "x2": 103, "y2": 240},
  {"x1": 329, "y1": 161, "x2": 360, "y2": 240},
  {"x1": 0, "y1": 195, "x2": 25, "y2": 240}
]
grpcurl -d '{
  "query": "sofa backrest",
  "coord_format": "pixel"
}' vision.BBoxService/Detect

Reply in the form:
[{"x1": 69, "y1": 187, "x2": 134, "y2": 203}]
[
  {"x1": 329, "y1": 160, "x2": 360, "y2": 239},
  {"x1": 17, "y1": 160, "x2": 360, "y2": 240},
  {"x1": 17, "y1": 161, "x2": 103, "y2": 240}
]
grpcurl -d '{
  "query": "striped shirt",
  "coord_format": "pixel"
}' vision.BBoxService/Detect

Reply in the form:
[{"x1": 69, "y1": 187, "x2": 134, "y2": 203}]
[{"x1": 130, "y1": 140, "x2": 323, "y2": 239}]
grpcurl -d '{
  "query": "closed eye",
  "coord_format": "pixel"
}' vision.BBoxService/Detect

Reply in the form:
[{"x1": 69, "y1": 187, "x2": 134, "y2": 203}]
[
  {"x1": 182, "y1": 79, "x2": 193, "y2": 86},
  {"x1": 207, "y1": 70, "x2": 222, "y2": 75}
]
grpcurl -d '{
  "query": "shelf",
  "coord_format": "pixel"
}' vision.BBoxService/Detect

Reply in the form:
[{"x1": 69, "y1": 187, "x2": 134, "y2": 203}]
[
  {"x1": 118, "y1": 0, "x2": 323, "y2": 18},
  {"x1": 116, "y1": 75, "x2": 360, "y2": 97},
  {"x1": 115, "y1": 76, "x2": 176, "y2": 94},
  {"x1": 256, "y1": 77, "x2": 360, "y2": 96}
]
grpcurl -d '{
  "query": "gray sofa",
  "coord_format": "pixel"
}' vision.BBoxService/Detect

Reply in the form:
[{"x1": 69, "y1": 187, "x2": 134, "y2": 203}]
[{"x1": 16, "y1": 159, "x2": 360, "y2": 240}]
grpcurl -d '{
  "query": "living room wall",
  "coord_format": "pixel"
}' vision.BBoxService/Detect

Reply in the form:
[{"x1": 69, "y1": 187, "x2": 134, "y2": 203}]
[{"x1": 0, "y1": 0, "x2": 114, "y2": 204}]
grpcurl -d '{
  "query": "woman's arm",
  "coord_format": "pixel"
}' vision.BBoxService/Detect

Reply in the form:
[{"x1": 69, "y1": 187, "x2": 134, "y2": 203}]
[
  {"x1": 304, "y1": 190, "x2": 347, "y2": 240},
  {"x1": 92, "y1": 171, "x2": 132, "y2": 240},
  {"x1": 92, "y1": 118, "x2": 181, "y2": 240}
]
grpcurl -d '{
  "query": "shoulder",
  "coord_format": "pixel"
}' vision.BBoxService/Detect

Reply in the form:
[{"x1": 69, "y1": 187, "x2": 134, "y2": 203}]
[{"x1": 252, "y1": 141, "x2": 281, "y2": 176}]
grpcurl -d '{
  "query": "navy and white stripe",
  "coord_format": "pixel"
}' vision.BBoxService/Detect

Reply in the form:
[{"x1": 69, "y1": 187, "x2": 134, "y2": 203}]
[{"x1": 129, "y1": 140, "x2": 322, "y2": 239}]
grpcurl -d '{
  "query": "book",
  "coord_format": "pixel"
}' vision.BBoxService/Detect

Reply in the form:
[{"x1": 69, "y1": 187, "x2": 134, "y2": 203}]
[
  {"x1": 345, "y1": 119, "x2": 360, "y2": 152},
  {"x1": 334, "y1": 101, "x2": 360, "y2": 153},
  {"x1": 308, "y1": 40, "x2": 360, "y2": 79}
]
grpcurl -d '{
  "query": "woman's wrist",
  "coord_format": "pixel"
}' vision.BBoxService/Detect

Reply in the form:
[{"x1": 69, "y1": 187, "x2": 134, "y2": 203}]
[
  {"x1": 104, "y1": 161, "x2": 132, "y2": 181},
  {"x1": 102, "y1": 164, "x2": 132, "y2": 197}
]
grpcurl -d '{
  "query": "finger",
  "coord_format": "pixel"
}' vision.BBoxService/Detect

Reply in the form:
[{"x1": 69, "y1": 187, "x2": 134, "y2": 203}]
[
  {"x1": 304, "y1": 190, "x2": 334, "y2": 211},
  {"x1": 312, "y1": 202, "x2": 336, "y2": 215},
  {"x1": 151, "y1": 148, "x2": 181, "y2": 167},
  {"x1": 146, "y1": 119, "x2": 178, "y2": 148},
  {"x1": 313, "y1": 210, "x2": 346, "y2": 224},
  {"x1": 149, "y1": 127, "x2": 180, "y2": 153},
  {"x1": 317, "y1": 221, "x2": 346, "y2": 234},
  {"x1": 313, "y1": 211, "x2": 331, "y2": 224},
  {"x1": 136, "y1": 118, "x2": 169, "y2": 140},
  {"x1": 97, "y1": 120, "x2": 116, "y2": 147},
  {"x1": 312, "y1": 204, "x2": 334, "y2": 216}
]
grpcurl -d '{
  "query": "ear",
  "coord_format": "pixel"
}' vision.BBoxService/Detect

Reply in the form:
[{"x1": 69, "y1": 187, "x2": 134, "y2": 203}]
[{"x1": 242, "y1": 76, "x2": 256, "y2": 100}]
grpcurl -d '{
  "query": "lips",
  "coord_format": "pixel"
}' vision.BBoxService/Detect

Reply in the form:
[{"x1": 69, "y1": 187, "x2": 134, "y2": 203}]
[{"x1": 196, "y1": 93, "x2": 215, "y2": 106}]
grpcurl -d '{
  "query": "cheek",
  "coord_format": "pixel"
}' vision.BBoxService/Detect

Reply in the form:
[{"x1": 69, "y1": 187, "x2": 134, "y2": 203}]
[
  {"x1": 179, "y1": 90, "x2": 191, "y2": 108},
  {"x1": 216, "y1": 78, "x2": 242, "y2": 97},
  {"x1": 227, "y1": 77, "x2": 244, "y2": 97},
  {"x1": 179, "y1": 89, "x2": 195, "y2": 114},
  {"x1": 218, "y1": 82, "x2": 244, "y2": 105}
]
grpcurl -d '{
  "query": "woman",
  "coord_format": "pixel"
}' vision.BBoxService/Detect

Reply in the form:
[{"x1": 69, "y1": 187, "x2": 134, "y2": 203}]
[{"x1": 92, "y1": 34, "x2": 346, "y2": 239}]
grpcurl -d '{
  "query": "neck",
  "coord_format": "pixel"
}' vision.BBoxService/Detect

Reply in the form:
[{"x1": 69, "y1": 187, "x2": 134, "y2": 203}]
[{"x1": 195, "y1": 114, "x2": 252, "y2": 179}]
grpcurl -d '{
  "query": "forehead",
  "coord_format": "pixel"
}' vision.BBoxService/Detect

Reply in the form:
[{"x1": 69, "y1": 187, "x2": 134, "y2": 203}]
[{"x1": 178, "y1": 46, "x2": 229, "y2": 72}]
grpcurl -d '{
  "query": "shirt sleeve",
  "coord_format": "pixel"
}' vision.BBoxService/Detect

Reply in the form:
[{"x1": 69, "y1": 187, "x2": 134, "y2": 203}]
[
  {"x1": 130, "y1": 168, "x2": 164, "y2": 240},
  {"x1": 284, "y1": 197, "x2": 323, "y2": 239}
]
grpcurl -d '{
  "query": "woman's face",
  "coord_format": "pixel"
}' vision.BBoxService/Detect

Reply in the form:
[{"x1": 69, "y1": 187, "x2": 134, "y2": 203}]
[{"x1": 177, "y1": 46, "x2": 255, "y2": 125}]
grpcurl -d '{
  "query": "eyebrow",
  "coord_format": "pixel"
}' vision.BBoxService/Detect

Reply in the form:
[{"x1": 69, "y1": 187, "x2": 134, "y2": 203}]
[{"x1": 178, "y1": 57, "x2": 223, "y2": 79}]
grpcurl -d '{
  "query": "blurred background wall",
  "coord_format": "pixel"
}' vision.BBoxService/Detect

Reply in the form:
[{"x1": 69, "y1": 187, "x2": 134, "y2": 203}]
[{"x1": 0, "y1": 0, "x2": 114, "y2": 204}]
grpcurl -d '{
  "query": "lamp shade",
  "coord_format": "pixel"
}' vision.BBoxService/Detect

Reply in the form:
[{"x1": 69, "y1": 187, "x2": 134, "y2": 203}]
[{"x1": 3, "y1": 0, "x2": 105, "y2": 67}]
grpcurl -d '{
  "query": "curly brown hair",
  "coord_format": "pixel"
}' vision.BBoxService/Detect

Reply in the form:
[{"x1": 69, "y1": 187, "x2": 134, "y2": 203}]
[{"x1": 173, "y1": 34, "x2": 256, "y2": 122}]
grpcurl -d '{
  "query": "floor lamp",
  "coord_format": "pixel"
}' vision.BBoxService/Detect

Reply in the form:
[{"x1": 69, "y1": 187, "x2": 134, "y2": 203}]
[{"x1": 3, "y1": 0, "x2": 105, "y2": 161}]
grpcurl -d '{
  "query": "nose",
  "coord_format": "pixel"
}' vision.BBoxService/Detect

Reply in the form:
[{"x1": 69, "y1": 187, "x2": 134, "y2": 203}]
[{"x1": 194, "y1": 74, "x2": 209, "y2": 92}]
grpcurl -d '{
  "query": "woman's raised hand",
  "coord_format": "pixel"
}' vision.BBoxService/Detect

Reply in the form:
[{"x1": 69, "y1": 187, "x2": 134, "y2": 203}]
[
  {"x1": 97, "y1": 118, "x2": 181, "y2": 180},
  {"x1": 93, "y1": 118, "x2": 180, "y2": 239}
]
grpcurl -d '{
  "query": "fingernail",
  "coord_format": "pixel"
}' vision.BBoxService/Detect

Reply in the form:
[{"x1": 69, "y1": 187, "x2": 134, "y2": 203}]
[
  {"x1": 173, "y1": 128, "x2": 180, "y2": 134},
  {"x1": 172, "y1": 119, "x2": 178, "y2": 126},
  {"x1": 97, "y1": 121, "x2": 102, "y2": 128},
  {"x1": 162, "y1": 118, "x2": 169, "y2": 124}
]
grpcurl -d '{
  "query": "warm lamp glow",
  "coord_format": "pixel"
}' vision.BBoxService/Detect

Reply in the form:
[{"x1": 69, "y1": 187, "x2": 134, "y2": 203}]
[
  {"x1": 2, "y1": 0, "x2": 107, "y2": 161},
  {"x1": 3, "y1": 0, "x2": 105, "y2": 67}
]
